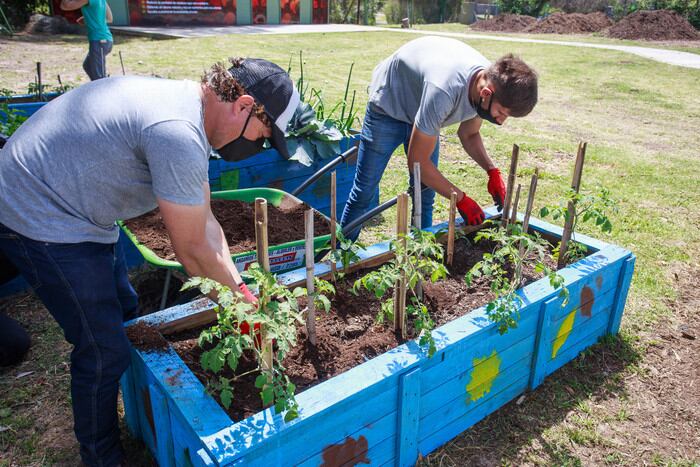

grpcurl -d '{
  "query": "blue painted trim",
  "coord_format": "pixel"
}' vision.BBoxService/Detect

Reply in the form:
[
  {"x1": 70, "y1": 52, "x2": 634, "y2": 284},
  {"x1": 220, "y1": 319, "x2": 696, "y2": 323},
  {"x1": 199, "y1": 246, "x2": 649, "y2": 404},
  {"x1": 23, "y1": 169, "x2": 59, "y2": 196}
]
[
  {"x1": 397, "y1": 368, "x2": 421, "y2": 467},
  {"x1": 120, "y1": 364, "x2": 142, "y2": 438},
  {"x1": 148, "y1": 383, "x2": 175, "y2": 466},
  {"x1": 607, "y1": 254, "x2": 636, "y2": 335},
  {"x1": 529, "y1": 295, "x2": 560, "y2": 390}
]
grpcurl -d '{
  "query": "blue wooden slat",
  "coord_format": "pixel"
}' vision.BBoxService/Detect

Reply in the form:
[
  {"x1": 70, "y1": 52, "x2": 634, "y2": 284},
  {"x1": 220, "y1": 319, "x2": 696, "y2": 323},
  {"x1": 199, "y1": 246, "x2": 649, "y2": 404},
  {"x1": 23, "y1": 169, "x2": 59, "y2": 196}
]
[
  {"x1": 397, "y1": 368, "x2": 421, "y2": 467},
  {"x1": 529, "y1": 295, "x2": 561, "y2": 390},
  {"x1": 148, "y1": 383, "x2": 176, "y2": 466},
  {"x1": 295, "y1": 433, "x2": 397, "y2": 467},
  {"x1": 607, "y1": 255, "x2": 636, "y2": 335},
  {"x1": 119, "y1": 364, "x2": 142, "y2": 438},
  {"x1": 549, "y1": 287, "x2": 616, "y2": 331},
  {"x1": 546, "y1": 313, "x2": 613, "y2": 376},
  {"x1": 130, "y1": 353, "x2": 158, "y2": 455}
]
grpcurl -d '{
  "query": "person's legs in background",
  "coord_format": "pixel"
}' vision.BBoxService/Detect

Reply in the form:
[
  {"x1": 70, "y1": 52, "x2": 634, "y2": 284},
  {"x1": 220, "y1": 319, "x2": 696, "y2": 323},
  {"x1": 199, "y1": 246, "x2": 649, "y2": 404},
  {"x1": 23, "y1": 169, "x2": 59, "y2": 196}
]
[
  {"x1": 0, "y1": 249, "x2": 30, "y2": 367},
  {"x1": 406, "y1": 135, "x2": 440, "y2": 229},
  {"x1": 83, "y1": 40, "x2": 113, "y2": 81}
]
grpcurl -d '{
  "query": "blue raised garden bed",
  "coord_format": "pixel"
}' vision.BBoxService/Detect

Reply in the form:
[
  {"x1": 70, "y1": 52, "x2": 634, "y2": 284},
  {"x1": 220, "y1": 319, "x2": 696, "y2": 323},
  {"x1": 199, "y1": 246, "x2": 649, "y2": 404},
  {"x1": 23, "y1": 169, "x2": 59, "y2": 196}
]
[{"x1": 120, "y1": 208, "x2": 635, "y2": 466}]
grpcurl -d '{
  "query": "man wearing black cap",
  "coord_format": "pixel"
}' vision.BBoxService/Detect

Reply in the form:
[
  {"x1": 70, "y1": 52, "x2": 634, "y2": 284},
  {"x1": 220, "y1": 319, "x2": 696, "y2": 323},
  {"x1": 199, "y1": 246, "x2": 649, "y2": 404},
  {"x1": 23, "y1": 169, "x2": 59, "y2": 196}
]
[{"x1": 0, "y1": 57, "x2": 299, "y2": 467}]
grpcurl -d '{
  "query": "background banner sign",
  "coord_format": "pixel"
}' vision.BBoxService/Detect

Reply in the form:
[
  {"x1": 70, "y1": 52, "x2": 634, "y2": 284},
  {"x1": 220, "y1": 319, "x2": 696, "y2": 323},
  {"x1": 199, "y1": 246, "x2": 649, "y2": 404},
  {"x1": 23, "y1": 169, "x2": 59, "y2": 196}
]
[{"x1": 127, "y1": 0, "x2": 237, "y2": 26}]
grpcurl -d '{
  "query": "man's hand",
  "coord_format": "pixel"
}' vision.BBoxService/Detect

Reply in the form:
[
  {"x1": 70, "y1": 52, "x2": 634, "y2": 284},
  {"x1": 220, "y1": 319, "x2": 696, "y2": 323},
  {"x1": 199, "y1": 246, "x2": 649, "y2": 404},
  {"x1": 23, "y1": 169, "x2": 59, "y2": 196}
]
[
  {"x1": 456, "y1": 193, "x2": 485, "y2": 225},
  {"x1": 487, "y1": 168, "x2": 506, "y2": 211},
  {"x1": 237, "y1": 283, "x2": 257, "y2": 304}
]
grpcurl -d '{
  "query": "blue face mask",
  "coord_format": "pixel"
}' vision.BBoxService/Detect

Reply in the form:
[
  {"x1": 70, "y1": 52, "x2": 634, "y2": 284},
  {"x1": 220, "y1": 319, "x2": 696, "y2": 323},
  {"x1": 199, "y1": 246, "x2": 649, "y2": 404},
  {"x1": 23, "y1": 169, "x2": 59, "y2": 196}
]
[
  {"x1": 216, "y1": 110, "x2": 266, "y2": 162},
  {"x1": 477, "y1": 93, "x2": 502, "y2": 126}
]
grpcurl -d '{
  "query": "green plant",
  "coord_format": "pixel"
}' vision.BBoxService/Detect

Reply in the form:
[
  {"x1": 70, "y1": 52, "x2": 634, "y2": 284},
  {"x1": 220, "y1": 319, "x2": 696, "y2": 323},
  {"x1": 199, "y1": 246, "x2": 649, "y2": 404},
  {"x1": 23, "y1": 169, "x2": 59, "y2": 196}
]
[
  {"x1": 329, "y1": 230, "x2": 366, "y2": 277},
  {"x1": 466, "y1": 222, "x2": 568, "y2": 335},
  {"x1": 497, "y1": 0, "x2": 550, "y2": 16},
  {"x1": 184, "y1": 264, "x2": 306, "y2": 422},
  {"x1": 0, "y1": 89, "x2": 28, "y2": 136},
  {"x1": 310, "y1": 276, "x2": 336, "y2": 312},
  {"x1": 540, "y1": 187, "x2": 618, "y2": 263},
  {"x1": 354, "y1": 229, "x2": 447, "y2": 356}
]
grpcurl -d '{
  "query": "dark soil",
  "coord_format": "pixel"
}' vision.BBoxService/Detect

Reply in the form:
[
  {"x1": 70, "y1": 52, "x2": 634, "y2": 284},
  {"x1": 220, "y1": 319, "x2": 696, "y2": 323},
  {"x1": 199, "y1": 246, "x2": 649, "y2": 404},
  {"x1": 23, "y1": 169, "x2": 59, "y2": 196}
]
[
  {"x1": 125, "y1": 321, "x2": 169, "y2": 352},
  {"x1": 131, "y1": 268, "x2": 202, "y2": 317},
  {"x1": 471, "y1": 14, "x2": 536, "y2": 32},
  {"x1": 607, "y1": 10, "x2": 700, "y2": 41},
  {"x1": 167, "y1": 236, "x2": 558, "y2": 421},
  {"x1": 525, "y1": 12, "x2": 613, "y2": 34},
  {"x1": 124, "y1": 199, "x2": 331, "y2": 261}
]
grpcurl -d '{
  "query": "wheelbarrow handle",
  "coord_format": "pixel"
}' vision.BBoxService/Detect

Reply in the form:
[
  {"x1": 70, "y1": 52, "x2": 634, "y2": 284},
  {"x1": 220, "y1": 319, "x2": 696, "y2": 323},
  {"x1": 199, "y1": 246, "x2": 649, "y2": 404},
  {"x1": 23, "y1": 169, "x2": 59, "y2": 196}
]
[{"x1": 290, "y1": 145, "x2": 359, "y2": 197}]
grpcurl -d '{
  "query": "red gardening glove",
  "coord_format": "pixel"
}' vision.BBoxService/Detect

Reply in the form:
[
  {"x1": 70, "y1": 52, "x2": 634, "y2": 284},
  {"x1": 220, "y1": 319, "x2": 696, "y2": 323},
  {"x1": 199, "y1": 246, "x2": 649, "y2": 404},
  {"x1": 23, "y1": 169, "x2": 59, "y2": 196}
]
[
  {"x1": 456, "y1": 193, "x2": 485, "y2": 226},
  {"x1": 487, "y1": 168, "x2": 506, "y2": 212},
  {"x1": 237, "y1": 283, "x2": 261, "y2": 338}
]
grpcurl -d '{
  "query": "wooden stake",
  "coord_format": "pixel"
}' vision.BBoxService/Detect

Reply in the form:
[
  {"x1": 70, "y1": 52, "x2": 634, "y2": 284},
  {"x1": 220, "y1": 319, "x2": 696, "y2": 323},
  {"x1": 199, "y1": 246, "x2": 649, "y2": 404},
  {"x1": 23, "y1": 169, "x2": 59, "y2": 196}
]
[
  {"x1": 305, "y1": 209, "x2": 316, "y2": 345},
  {"x1": 510, "y1": 184, "x2": 522, "y2": 226},
  {"x1": 412, "y1": 162, "x2": 423, "y2": 299},
  {"x1": 119, "y1": 50, "x2": 126, "y2": 75},
  {"x1": 254, "y1": 198, "x2": 273, "y2": 378},
  {"x1": 393, "y1": 193, "x2": 409, "y2": 338},
  {"x1": 447, "y1": 191, "x2": 457, "y2": 266},
  {"x1": 558, "y1": 142, "x2": 586, "y2": 269},
  {"x1": 522, "y1": 169, "x2": 539, "y2": 234},
  {"x1": 330, "y1": 171, "x2": 337, "y2": 280},
  {"x1": 36, "y1": 62, "x2": 42, "y2": 102},
  {"x1": 501, "y1": 144, "x2": 520, "y2": 227}
]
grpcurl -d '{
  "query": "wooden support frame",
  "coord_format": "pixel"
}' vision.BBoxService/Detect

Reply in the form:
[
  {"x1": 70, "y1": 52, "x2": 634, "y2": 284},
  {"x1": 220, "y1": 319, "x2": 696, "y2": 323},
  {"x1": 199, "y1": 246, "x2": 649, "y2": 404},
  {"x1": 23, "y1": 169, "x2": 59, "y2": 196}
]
[
  {"x1": 394, "y1": 193, "x2": 409, "y2": 338},
  {"x1": 330, "y1": 171, "x2": 337, "y2": 280},
  {"x1": 558, "y1": 142, "x2": 587, "y2": 269},
  {"x1": 305, "y1": 209, "x2": 317, "y2": 345},
  {"x1": 447, "y1": 192, "x2": 457, "y2": 266},
  {"x1": 255, "y1": 198, "x2": 273, "y2": 375},
  {"x1": 502, "y1": 144, "x2": 520, "y2": 227}
]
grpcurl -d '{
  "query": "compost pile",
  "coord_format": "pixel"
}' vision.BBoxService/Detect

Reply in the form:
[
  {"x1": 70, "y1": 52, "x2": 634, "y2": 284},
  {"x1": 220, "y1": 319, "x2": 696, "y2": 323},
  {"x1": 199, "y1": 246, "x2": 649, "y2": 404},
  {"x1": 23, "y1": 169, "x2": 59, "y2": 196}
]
[
  {"x1": 526, "y1": 12, "x2": 613, "y2": 34},
  {"x1": 607, "y1": 10, "x2": 700, "y2": 40},
  {"x1": 124, "y1": 199, "x2": 330, "y2": 261},
  {"x1": 471, "y1": 13, "x2": 536, "y2": 32}
]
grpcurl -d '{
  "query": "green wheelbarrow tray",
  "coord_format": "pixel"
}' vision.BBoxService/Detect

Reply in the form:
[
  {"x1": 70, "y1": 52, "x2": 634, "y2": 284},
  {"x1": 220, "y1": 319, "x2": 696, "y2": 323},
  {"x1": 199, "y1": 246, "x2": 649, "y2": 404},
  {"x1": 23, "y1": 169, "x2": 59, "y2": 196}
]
[{"x1": 118, "y1": 187, "x2": 340, "y2": 278}]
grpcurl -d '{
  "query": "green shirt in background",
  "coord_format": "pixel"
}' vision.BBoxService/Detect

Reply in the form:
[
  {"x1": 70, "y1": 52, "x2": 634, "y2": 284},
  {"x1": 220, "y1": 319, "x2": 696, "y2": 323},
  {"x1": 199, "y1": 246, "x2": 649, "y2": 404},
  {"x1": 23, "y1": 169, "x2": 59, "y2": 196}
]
[{"x1": 81, "y1": 0, "x2": 112, "y2": 42}]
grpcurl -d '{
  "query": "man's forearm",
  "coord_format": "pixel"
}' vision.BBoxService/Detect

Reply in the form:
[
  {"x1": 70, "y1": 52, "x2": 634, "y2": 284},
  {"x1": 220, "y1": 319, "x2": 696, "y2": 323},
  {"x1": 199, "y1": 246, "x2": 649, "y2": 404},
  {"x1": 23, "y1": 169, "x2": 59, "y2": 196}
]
[
  {"x1": 60, "y1": 0, "x2": 88, "y2": 11},
  {"x1": 459, "y1": 131, "x2": 497, "y2": 172}
]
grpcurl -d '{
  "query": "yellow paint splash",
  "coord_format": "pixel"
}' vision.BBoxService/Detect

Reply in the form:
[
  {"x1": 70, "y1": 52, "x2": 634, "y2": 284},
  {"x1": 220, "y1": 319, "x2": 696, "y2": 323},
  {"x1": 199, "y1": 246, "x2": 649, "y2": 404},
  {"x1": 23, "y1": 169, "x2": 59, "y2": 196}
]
[
  {"x1": 551, "y1": 309, "x2": 577, "y2": 359},
  {"x1": 465, "y1": 350, "x2": 501, "y2": 402}
]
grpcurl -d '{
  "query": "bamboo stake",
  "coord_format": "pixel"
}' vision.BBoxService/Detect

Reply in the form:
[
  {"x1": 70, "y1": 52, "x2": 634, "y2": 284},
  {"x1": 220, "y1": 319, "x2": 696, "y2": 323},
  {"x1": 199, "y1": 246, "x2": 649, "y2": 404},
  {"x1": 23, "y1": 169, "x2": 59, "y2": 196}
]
[
  {"x1": 254, "y1": 198, "x2": 273, "y2": 378},
  {"x1": 330, "y1": 171, "x2": 337, "y2": 280},
  {"x1": 510, "y1": 184, "x2": 522, "y2": 226},
  {"x1": 393, "y1": 193, "x2": 409, "y2": 338},
  {"x1": 36, "y1": 62, "x2": 42, "y2": 102},
  {"x1": 119, "y1": 50, "x2": 126, "y2": 75},
  {"x1": 412, "y1": 162, "x2": 423, "y2": 299},
  {"x1": 447, "y1": 191, "x2": 457, "y2": 266},
  {"x1": 305, "y1": 209, "x2": 316, "y2": 345},
  {"x1": 522, "y1": 169, "x2": 539, "y2": 234},
  {"x1": 501, "y1": 144, "x2": 520, "y2": 227},
  {"x1": 558, "y1": 142, "x2": 587, "y2": 269}
]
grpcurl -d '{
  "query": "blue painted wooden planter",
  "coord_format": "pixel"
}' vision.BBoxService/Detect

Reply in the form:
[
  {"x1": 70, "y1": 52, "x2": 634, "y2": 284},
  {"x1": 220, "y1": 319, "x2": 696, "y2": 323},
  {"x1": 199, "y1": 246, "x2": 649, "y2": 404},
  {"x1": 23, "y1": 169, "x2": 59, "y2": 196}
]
[
  {"x1": 120, "y1": 207, "x2": 635, "y2": 466},
  {"x1": 0, "y1": 92, "x2": 62, "y2": 119}
]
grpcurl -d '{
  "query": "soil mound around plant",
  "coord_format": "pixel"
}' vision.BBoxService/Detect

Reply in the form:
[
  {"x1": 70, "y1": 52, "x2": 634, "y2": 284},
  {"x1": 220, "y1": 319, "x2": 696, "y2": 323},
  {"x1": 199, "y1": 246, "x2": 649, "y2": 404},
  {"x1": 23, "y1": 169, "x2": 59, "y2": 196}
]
[
  {"x1": 526, "y1": 12, "x2": 613, "y2": 34},
  {"x1": 23, "y1": 14, "x2": 81, "y2": 35},
  {"x1": 607, "y1": 10, "x2": 699, "y2": 40},
  {"x1": 126, "y1": 321, "x2": 169, "y2": 352},
  {"x1": 471, "y1": 13, "x2": 536, "y2": 32},
  {"x1": 124, "y1": 199, "x2": 330, "y2": 261}
]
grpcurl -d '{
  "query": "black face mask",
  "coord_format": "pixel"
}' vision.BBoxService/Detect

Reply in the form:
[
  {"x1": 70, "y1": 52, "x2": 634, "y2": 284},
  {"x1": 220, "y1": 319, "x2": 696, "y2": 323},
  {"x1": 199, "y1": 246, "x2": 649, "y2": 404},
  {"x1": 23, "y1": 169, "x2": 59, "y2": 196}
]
[
  {"x1": 216, "y1": 111, "x2": 266, "y2": 162},
  {"x1": 476, "y1": 93, "x2": 502, "y2": 126}
]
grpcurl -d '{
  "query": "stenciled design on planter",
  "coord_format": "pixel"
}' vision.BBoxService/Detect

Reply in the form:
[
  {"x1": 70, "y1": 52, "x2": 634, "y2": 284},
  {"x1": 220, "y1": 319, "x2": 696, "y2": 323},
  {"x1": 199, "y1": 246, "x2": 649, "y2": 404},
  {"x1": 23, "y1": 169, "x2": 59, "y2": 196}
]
[
  {"x1": 552, "y1": 309, "x2": 577, "y2": 359},
  {"x1": 580, "y1": 286, "x2": 595, "y2": 318},
  {"x1": 465, "y1": 350, "x2": 502, "y2": 403},
  {"x1": 321, "y1": 434, "x2": 370, "y2": 467}
]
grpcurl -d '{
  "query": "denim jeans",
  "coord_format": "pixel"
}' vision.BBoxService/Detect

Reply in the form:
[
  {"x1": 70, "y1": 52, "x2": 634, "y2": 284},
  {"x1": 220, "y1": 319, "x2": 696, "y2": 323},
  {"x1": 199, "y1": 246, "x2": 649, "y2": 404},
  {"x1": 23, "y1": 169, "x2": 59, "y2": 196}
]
[
  {"x1": 83, "y1": 40, "x2": 113, "y2": 81},
  {"x1": 340, "y1": 104, "x2": 440, "y2": 240},
  {"x1": 0, "y1": 223, "x2": 137, "y2": 467}
]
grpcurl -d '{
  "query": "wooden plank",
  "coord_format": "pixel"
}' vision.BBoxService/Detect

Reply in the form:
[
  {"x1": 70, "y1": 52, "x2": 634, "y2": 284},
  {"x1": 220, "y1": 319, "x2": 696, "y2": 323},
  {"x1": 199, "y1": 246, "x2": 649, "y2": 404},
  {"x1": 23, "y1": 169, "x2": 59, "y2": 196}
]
[
  {"x1": 548, "y1": 306, "x2": 613, "y2": 365},
  {"x1": 558, "y1": 142, "x2": 587, "y2": 269},
  {"x1": 546, "y1": 320, "x2": 611, "y2": 379},
  {"x1": 509, "y1": 183, "x2": 522, "y2": 227},
  {"x1": 305, "y1": 209, "x2": 316, "y2": 345},
  {"x1": 447, "y1": 192, "x2": 457, "y2": 266},
  {"x1": 397, "y1": 368, "x2": 421, "y2": 467},
  {"x1": 529, "y1": 295, "x2": 563, "y2": 390},
  {"x1": 394, "y1": 193, "x2": 409, "y2": 338},
  {"x1": 607, "y1": 255, "x2": 636, "y2": 335},
  {"x1": 501, "y1": 144, "x2": 519, "y2": 227},
  {"x1": 119, "y1": 363, "x2": 142, "y2": 438},
  {"x1": 148, "y1": 384, "x2": 175, "y2": 466},
  {"x1": 255, "y1": 198, "x2": 273, "y2": 376},
  {"x1": 330, "y1": 171, "x2": 337, "y2": 279},
  {"x1": 522, "y1": 169, "x2": 539, "y2": 233}
]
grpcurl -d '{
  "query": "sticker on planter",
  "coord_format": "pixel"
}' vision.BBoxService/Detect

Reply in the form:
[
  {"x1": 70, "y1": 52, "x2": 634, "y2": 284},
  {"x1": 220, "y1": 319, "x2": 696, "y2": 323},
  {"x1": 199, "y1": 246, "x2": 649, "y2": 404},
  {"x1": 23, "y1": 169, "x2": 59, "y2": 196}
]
[
  {"x1": 552, "y1": 309, "x2": 577, "y2": 359},
  {"x1": 466, "y1": 350, "x2": 501, "y2": 403},
  {"x1": 234, "y1": 245, "x2": 306, "y2": 274}
]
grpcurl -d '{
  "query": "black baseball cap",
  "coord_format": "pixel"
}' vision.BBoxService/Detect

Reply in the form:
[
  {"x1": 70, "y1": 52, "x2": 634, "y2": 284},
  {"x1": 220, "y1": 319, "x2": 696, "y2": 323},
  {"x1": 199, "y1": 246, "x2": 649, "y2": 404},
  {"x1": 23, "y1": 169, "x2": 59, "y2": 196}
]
[{"x1": 217, "y1": 58, "x2": 300, "y2": 161}]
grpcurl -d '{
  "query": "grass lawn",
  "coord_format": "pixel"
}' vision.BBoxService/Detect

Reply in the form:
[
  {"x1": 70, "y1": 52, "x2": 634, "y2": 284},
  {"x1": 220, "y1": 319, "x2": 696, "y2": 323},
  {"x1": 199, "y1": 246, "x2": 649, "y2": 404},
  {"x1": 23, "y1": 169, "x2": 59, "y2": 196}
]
[{"x1": 1, "y1": 29, "x2": 699, "y2": 465}]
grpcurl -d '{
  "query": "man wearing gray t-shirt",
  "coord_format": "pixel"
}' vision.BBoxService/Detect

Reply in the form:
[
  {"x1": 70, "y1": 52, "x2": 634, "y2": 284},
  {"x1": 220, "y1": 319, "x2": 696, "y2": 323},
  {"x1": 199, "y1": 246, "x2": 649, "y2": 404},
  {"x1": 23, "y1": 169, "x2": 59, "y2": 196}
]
[
  {"x1": 341, "y1": 36, "x2": 538, "y2": 239},
  {"x1": 0, "y1": 57, "x2": 299, "y2": 467}
]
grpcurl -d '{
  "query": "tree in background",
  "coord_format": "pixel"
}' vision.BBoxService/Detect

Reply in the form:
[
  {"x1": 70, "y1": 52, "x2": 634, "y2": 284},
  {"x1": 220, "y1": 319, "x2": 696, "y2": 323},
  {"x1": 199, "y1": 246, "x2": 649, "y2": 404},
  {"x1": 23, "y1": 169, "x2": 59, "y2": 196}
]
[
  {"x1": 497, "y1": 0, "x2": 550, "y2": 17},
  {"x1": 384, "y1": 0, "x2": 462, "y2": 24},
  {"x1": 330, "y1": 0, "x2": 384, "y2": 24},
  {"x1": 3, "y1": 0, "x2": 51, "y2": 28}
]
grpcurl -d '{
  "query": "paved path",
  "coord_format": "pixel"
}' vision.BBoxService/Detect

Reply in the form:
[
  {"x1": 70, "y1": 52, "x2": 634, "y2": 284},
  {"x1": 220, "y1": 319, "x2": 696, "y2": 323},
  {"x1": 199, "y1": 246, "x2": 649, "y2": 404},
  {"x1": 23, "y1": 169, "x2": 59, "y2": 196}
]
[{"x1": 111, "y1": 23, "x2": 700, "y2": 69}]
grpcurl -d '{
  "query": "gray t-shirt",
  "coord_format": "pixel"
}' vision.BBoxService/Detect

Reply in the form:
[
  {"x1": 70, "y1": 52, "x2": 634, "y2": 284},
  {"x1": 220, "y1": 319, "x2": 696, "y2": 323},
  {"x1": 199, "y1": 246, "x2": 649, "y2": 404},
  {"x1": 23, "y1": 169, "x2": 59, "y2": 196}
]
[
  {"x1": 0, "y1": 76, "x2": 210, "y2": 244},
  {"x1": 368, "y1": 36, "x2": 491, "y2": 136}
]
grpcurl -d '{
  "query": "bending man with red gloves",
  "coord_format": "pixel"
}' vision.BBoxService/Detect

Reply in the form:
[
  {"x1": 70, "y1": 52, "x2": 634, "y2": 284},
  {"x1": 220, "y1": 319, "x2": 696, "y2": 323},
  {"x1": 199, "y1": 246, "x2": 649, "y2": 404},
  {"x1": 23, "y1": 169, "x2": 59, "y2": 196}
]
[{"x1": 340, "y1": 36, "x2": 538, "y2": 239}]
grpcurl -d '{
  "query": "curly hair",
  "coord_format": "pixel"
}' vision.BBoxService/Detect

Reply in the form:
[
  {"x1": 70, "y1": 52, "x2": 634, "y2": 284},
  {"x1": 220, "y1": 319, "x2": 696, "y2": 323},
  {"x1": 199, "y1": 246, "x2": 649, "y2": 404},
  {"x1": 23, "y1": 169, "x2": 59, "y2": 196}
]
[
  {"x1": 201, "y1": 57, "x2": 271, "y2": 127},
  {"x1": 485, "y1": 54, "x2": 538, "y2": 118}
]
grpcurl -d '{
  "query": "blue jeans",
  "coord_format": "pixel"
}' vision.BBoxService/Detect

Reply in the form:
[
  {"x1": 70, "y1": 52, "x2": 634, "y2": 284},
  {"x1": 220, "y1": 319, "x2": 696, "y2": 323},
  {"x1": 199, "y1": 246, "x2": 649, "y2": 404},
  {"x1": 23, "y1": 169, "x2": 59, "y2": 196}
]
[
  {"x1": 0, "y1": 223, "x2": 137, "y2": 467},
  {"x1": 83, "y1": 40, "x2": 112, "y2": 81},
  {"x1": 341, "y1": 104, "x2": 440, "y2": 240}
]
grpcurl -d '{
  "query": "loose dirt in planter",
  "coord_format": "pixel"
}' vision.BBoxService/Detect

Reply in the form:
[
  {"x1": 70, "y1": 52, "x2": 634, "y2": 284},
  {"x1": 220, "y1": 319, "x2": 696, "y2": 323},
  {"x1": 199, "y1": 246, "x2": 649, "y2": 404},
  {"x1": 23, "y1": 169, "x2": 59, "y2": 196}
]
[
  {"x1": 607, "y1": 10, "x2": 699, "y2": 40},
  {"x1": 125, "y1": 321, "x2": 169, "y2": 352},
  {"x1": 471, "y1": 14, "x2": 536, "y2": 32},
  {"x1": 168, "y1": 235, "x2": 561, "y2": 421},
  {"x1": 124, "y1": 199, "x2": 330, "y2": 261},
  {"x1": 525, "y1": 12, "x2": 613, "y2": 34}
]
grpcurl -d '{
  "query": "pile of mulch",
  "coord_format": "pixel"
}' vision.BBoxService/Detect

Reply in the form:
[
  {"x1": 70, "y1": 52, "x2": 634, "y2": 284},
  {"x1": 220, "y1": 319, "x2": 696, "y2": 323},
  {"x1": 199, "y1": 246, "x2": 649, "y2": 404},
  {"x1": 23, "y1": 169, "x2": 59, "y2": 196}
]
[
  {"x1": 526, "y1": 12, "x2": 613, "y2": 34},
  {"x1": 607, "y1": 10, "x2": 700, "y2": 40},
  {"x1": 23, "y1": 14, "x2": 81, "y2": 35},
  {"x1": 471, "y1": 13, "x2": 536, "y2": 32}
]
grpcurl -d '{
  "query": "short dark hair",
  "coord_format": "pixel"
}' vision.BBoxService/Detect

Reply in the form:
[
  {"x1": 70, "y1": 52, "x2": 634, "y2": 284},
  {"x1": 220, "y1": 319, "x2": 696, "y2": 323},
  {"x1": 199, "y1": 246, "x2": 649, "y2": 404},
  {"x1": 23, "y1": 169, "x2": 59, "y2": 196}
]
[
  {"x1": 485, "y1": 54, "x2": 538, "y2": 118},
  {"x1": 201, "y1": 57, "x2": 271, "y2": 127}
]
